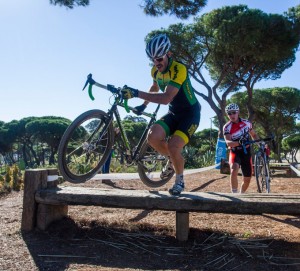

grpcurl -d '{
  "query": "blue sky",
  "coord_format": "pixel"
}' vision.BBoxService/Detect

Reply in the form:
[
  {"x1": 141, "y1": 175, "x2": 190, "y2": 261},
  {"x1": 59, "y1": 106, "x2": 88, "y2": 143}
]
[{"x1": 1, "y1": 0, "x2": 299, "y2": 131}]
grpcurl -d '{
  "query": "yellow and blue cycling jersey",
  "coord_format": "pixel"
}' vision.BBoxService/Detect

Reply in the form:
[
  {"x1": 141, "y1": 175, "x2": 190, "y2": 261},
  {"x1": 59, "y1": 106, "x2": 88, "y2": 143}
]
[{"x1": 151, "y1": 57, "x2": 198, "y2": 113}]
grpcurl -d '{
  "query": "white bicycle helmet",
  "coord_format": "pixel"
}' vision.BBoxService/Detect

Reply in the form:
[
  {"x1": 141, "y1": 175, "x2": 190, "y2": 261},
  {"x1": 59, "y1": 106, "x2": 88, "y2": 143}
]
[
  {"x1": 146, "y1": 34, "x2": 171, "y2": 59},
  {"x1": 225, "y1": 103, "x2": 239, "y2": 113}
]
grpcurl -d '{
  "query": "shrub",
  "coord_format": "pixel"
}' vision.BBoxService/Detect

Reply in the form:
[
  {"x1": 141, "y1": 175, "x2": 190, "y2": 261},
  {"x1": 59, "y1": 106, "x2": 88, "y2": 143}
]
[{"x1": 0, "y1": 165, "x2": 24, "y2": 194}]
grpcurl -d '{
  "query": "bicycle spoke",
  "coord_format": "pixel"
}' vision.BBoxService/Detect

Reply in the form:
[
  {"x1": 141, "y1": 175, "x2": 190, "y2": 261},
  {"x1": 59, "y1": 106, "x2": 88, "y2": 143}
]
[
  {"x1": 58, "y1": 110, "x2": 113, "y2": 183},
  {"x1": 255, "y1": 152, "x2": 270, "y2": 193},
  {"x1": 137, "y1": 143, "x2": 174, "y2": 187}
]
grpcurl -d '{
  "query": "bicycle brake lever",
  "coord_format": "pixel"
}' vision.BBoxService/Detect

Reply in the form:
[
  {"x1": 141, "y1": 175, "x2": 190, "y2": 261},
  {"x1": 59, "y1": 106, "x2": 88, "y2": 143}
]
[{"x1": 82, "y1": 73, "x2": 93, "y2": 91}]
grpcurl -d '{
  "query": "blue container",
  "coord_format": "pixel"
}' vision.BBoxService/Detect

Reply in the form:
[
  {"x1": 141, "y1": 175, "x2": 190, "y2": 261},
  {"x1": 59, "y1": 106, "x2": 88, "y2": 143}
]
[{"x1": 215, "y1": 138, "x2": 227, "y2": 169}]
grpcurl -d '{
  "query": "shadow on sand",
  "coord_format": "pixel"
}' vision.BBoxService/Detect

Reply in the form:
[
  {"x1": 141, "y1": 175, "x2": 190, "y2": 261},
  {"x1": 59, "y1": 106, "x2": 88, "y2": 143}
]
[{"x1": 22, "y1": 216, "x2": 300, "y2": 271}]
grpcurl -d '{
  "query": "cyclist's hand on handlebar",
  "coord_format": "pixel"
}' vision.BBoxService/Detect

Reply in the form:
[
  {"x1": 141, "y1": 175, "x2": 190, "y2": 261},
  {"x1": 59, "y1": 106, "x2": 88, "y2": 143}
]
[
  {"x1": 132, "y1": 104, "x2": 147, "y2": 115},
  {"x1": 259, "y1": 140, "x2": 265, "y2": 146},
  {"x1": 238, "y1": 138, "x2": 247, "y2": 146},
  {"x1": 121, "y1": 85, "x2": 139, "y2": 99}
]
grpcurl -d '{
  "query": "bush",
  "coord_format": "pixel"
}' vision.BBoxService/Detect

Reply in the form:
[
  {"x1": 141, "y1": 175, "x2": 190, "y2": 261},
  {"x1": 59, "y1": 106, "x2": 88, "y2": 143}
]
[
  {"x1": 0, "y1": 165, "x2": 24, "y2": 194},
  {"x1": 183, "y1": 146, "x2": 215, "y2": 169},
  {"x1": 12, "y1": 164, "x2": 23, "y2": 191}
]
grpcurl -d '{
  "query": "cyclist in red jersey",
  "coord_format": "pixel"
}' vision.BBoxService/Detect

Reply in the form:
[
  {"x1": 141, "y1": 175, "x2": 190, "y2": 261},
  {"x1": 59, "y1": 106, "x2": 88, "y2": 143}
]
[
  {"x1": 223, "y1": 103, "x2": 260, "y2": 193},
  {"x1": 121, "y1": 34, "x2": 201, "y2": 195}
]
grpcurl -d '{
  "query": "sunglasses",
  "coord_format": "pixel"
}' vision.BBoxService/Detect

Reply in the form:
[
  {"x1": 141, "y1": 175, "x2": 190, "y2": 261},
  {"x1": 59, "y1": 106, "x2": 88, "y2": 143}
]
[
  {"x1": 152, "y1": 56, "x2": 164, "y2": 63},
  {"x1": 228, "y1": 111, "x2": 238, "y2": 116}
]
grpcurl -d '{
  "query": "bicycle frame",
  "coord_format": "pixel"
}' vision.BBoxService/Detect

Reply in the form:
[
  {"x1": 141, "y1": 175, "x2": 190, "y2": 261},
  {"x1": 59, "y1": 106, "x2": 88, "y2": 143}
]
[
  {"x1": 107, "y1": 99, "x2": 160, "y2": 165},
  {"x1": 82, "y1": 75, "x2": 161, "y2": 166},
  {"x1": 242, "y1": 137, "x2": 273, "y2": 193},
  {"x1": 58, "y1": 73, "x2": 174, "y2": 186}
]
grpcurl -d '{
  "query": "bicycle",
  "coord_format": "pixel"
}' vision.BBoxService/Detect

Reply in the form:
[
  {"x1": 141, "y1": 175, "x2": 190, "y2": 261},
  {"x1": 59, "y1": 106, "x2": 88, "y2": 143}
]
[
  {"x1": 57, "y1": 74, "x2": 175, "y2": 187},
  {"x1": 241, "y1": 136, "x2": 274, "y2": 193}
]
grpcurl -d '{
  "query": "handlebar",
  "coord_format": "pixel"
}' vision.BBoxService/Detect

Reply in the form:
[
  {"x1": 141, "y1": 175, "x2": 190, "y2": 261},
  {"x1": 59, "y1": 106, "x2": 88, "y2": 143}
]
[
  {"x1": 242, "y1": 136, "x2": 274, "y2": 154},
  {"x1": 82, "y1": 73, "x2": 130, "y2": 113},
  {"x1": 245, "y1": 137, "x2": 274, "y2": 145}
]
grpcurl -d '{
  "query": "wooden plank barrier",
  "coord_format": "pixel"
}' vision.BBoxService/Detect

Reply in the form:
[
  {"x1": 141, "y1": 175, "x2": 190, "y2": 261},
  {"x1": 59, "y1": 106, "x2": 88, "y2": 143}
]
[{"x1": 22, "y1": 169, "x2": 300, "y2": 241}]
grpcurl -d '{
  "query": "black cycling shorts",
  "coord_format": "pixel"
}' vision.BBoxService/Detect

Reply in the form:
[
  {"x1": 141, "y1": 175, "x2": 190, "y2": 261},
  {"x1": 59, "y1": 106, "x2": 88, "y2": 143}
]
[
  {"x1": 229, "y1": 148, "x2": 252, "y2": 177},
  {"x1": 155, "y1": 102, "x2": 201, "y2": 144}
]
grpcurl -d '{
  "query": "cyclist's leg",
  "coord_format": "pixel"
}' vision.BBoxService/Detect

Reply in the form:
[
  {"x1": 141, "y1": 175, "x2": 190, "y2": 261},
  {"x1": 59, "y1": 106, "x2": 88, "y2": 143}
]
[
  {"x1": 147, "y1": 124, "x2": 169, "y2": 156},
  {"x1": 229, "y1": 151, "x2": 240, "y2": 193},
  {"x1": 147, "y1": 120, "x2": 175, "y2": 180},
  {"x1": 240, "y1": 151, "x2": 252, "y2": 193},
  {"x1": 147, "y1": 110, "x2": 179, "y2": 155},
  {"x1": 149, "y1": 116, "x2": 182, "y2": 194},
  {"x1": 168, "y1": 134, "x2": 186, "y2": 175},
  {"x1": 168, "y1": 108, "x2": 199, "y2": 195},
  {"x1": 170, "y1": 105, "x2": 200, "y2": 177},
  {"x1": 167, "y1": 134, "x2": 186, "y2": 195},
  {"x1": 240, "y1": 176, "x2": 251, "y2": 193}
]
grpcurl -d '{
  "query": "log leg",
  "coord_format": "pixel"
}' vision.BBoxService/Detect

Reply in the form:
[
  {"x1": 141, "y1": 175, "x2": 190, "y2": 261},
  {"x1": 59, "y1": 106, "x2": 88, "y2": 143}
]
[
  {"x1": 176, "y1": 211, "x2": 189, "y2": 241},
  {"x1": 37, "y1": 203, "x2": 68, "y2": 230},
  {"x1": 21, "y1": 169, "x2": 48, "y2": 231}
]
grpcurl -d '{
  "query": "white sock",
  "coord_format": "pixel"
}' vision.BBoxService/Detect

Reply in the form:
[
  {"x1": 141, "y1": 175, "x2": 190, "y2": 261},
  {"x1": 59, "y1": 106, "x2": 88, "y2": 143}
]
[{"x1": 175, "y1": 174, "x2": 184, "y2": 184}]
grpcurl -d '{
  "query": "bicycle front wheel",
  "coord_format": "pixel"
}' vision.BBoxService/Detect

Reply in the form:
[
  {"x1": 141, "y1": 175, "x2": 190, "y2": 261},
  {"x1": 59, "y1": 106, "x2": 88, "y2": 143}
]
[
  {"x1": 58, "y1": 110, "x2": 114, "y2": 183},
  {"x1": 255, "y1": 152, "x2": 270, "y2": 193},
  {"x1": 137, "y1": 142, "x2": 174, "y2": 188}
]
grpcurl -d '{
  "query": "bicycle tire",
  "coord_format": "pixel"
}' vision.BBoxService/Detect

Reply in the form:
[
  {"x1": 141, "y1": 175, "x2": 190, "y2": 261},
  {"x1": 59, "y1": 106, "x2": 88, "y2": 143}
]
[
  {"x1": 58, "y1": 110, "x2": 114, "y2": 183},
  {"x1": 137, "y1": 141, "x2": 174, "y2": 188},
  {"x1": 255, "y1": 151, "x2": 270, "y2": 193}
]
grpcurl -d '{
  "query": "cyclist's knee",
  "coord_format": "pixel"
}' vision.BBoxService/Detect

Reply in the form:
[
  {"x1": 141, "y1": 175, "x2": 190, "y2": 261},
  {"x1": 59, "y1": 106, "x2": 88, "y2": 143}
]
[
  {"x1": 168, "y1": 137, "x2": 185, "y2": 154},
  {"x1": 230, "y1": 162, "x2": 239, "y2": 171},
  {"x1": 147, "y1": 125, "x2": 166, "y2": 144},
  {"x1": 147, "y1": 132, "x2": 163, "y2": 145},
  {"x1": 168, "y1": 144, "x2": 182, "y2": 157}
]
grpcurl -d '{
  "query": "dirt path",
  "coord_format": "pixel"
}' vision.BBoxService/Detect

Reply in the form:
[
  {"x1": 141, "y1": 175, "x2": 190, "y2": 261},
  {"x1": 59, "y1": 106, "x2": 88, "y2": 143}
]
[{"x1": 0, "y1": 170, "x2": 300, "y2": 270}]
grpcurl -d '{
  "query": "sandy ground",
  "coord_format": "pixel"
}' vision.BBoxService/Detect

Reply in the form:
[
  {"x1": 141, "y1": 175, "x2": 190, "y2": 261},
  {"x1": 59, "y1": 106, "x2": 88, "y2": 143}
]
[{"x1": 0, "y1": 169, "x2": 299, "y2": 271}]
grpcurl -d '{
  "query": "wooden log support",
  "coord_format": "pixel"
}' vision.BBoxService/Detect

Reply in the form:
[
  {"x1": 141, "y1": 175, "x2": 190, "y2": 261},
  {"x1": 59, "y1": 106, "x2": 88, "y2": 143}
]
[
  {"x1": 21, "y1": 169, "x2": 48, "y2": 231},
  {"x1": 36, "y1": 203, "x2": 68, "y2": 231},
  {"x1": 34, "y1": 186, "x2": 300, "y2": 241},
  {"x1": 176, "y1": 212, "x2": 189, "y2": 241},
  {"x1": 220, "y1": 158, "x2": 230, "y2": 175},
  {"x1": 22, "y1": 169, "x2": 300, "y2": 241},
  {"x1": 35, "y1": 187, "x2": 300, "y2": 215},
  {"x1": 21, "y1": 169, "x2": 68, "y2": 231}
]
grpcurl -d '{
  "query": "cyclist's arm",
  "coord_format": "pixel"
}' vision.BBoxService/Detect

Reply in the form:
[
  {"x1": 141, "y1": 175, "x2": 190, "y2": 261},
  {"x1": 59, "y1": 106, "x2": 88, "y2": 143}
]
[
  {"x1": 224, "y1": 134, "x2": 240, "y2": 148},
  {"x1": 138, "y1": 82, "x2": 179, "y2": 105},
  {"x1": 249, "y1": 129, "x2": 260, "y2": 141},
  {"x1": 140, "y1": 82, "x2": 159, "y2": 106}
]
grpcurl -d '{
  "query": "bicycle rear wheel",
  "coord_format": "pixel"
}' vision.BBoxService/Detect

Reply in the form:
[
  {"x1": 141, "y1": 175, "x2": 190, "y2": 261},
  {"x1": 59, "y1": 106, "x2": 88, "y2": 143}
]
[
  {"x1": 137, "y1": 142, "x2": 174, "y2": 188},
  {"x1": 58, "y1": 110, "x2": 114, "y2": 183},
  {"x1": 255, "y1": 152, "x2": 270, "y2": 193}
]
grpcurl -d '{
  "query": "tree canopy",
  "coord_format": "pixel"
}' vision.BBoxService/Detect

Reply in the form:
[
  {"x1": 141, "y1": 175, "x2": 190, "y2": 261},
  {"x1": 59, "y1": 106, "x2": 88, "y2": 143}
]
[
  {"x1": 141, "y1": 0, "x2": 207, "y2": 19},
  {"x1": 49, "y1": 0, "x2": 89, "y2": 9},
  {"x1": 49, "y1": 0, "x2": 207, "y2": 19},
  {"x1": 146, "y1": 5, "x2": 300, "y2": 137},
  {"x1": 0, "y1": 116, "x2": 70, "y2": 167},
  {"x1": 229, "y1": 87, "x2": 300, "y2": 161}
]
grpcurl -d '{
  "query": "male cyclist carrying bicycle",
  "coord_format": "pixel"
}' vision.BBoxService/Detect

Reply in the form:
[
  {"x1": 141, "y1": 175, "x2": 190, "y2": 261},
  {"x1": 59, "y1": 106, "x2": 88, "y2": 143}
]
[
  {"x1": 223, "y1": 103, "x2": 260, "y2": 193},
  {"x1": 121, "y1": 34, "x2": 201, "y2": 195}
]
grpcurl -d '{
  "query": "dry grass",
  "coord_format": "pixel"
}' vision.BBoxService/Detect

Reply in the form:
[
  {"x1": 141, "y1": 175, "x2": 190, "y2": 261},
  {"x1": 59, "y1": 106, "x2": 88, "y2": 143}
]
[{"x1": 0, "y1": 169, "x2": 299, "y2": 270}]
